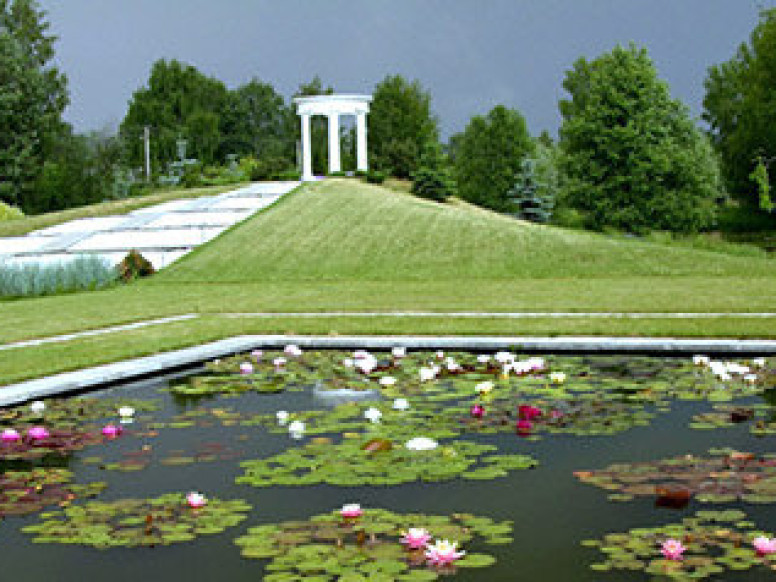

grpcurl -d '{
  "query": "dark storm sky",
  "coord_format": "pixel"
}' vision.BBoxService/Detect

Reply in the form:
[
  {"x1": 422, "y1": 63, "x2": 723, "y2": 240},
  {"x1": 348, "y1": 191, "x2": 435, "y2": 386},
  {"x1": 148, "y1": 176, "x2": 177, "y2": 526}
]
[{"x1": 38, "y1": 0, "x2": 774, "y2": 138}]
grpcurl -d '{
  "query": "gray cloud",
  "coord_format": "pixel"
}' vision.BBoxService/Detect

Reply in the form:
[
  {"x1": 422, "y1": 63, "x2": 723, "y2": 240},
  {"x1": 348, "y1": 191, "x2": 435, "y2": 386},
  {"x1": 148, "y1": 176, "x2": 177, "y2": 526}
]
[{"x1": 40, "y1": 0, "x2": 772, "y2": 138}]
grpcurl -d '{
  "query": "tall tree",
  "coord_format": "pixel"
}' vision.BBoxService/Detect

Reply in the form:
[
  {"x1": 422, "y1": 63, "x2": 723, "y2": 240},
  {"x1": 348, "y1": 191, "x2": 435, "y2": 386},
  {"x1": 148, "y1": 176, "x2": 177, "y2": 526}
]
[
  {"x1": 0, "y1": 0, "x2": 67, "y2": 212},
  {"x1": 704, "y1": 8, "x2": 776, "y2": 206},
  {"x1": 452, "y1": 105, "x2": 533, "y2": 212},
  {"x1": 368, "y1": 75, "x2": 438, "y2": 178},
  {"x1": 294, "y1": 76, "x2": 333, "y2": 175},
  {"x1": 120, "y1": 59, "x2": 228, "y2": 169},
  {"x1": 220, "y1": 78, "x2": 294, "y2": 163},
  {"x1": 560, "y1": 44, "x2": 721, "y2": 233}
]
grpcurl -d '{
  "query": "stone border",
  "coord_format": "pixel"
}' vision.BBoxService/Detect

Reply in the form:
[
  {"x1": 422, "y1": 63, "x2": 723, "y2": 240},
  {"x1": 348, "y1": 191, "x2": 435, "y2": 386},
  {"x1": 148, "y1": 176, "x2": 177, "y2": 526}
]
[{"x1": 1, "y1": 334, "x2": 775, "y2": 407}]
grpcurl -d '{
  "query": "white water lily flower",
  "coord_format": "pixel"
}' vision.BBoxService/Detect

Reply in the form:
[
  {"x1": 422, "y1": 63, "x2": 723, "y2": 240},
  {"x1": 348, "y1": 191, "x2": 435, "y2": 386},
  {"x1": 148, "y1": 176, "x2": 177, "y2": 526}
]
[
  {"x1": 494, "y1": 351, "x2": 515, "y2": 364},
  {"x1": 744, "y1": 374, "x2": 758, "y2": 384},
  {"x1": 419, "y1": 367, "x2": 437, "y2": 382},
  {"x1": 353, "y1": 350, "x2": 371, "y2": 360},
  {"x1": 549, "y1": 372, "x2": 566, "y2": 385},
  {"x1": 753, "y1": 357, "x2": 767, "y2": 368},
  {"x1": 392, "y1": 347, "x2": 407, "y2": 358},
  {"x1": 364, "y1": 407, "x2": 382, "y2": 423},
  {"x1": 477, "y1": 355, "x2": 491, "y2": 364},
  {"x1": 273, "y1": 357, "x2": 287, "y2": 368},
  {"x1": 526, "y1": 357, "x2": 545, "y2": 371},
  {"x1": 435, "y1": 350, "x2": 445, "y2": 359},
  {"x1": 379, "y1": 376, "x2": 397, "y2": 387},
  {"x1": 405, "y1": 437, "x2": 438, "y2": 451},
  {"x1": 726, "y1": 363, "x2": 750, "y2": 376},
  {"x1": 284, "y1": 344, "x2": 302, "y2": 357},
  {"x1": 356, "y1": 356, "x2": 377, "y2": 374},
  {"x1": 693, "y1": 355, "x2": 710, "y2": 366},
  {"x1": 30, "y1": 401, "x2": 45, "y2": 415},
  {"x1": 474, "y1": 381, "x2": 494, "y2": 395},
  {"x1": 343, "y1": 358, "x2": 354, "y2": 368},
  {"x1": 118, "y1": 406, "x2": 135, "y2": 418},
  {"x1": 288, "y1": 420, "x2": 305, "y2": 435},
  {"x1": 393, "y1": 398, "x2": 410, "y2": 411},
  {"x1": 276, "y1": 410, "x2": 290, "y2": 425}
]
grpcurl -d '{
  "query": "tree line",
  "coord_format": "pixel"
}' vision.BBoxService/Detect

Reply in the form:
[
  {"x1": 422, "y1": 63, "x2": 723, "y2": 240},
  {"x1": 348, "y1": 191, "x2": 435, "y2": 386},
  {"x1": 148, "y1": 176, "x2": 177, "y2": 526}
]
[{"x1": 2, "y1": 0, "x2": 776, "y2": 235}]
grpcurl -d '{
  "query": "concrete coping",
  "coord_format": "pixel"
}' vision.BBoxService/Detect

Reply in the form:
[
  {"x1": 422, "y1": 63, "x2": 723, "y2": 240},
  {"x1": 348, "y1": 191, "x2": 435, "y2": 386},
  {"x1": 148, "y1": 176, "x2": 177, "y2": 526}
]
[{"x1": 1, "y1": 334, "x2": 774, "y2": 407}]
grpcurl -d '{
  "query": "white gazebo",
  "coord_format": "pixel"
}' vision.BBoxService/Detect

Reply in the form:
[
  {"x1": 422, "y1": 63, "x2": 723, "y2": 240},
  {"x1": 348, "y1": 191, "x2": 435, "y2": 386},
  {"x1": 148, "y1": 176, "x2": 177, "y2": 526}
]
[{"x1": 293, "y1": 94, "x2": 373, "y2": 181}]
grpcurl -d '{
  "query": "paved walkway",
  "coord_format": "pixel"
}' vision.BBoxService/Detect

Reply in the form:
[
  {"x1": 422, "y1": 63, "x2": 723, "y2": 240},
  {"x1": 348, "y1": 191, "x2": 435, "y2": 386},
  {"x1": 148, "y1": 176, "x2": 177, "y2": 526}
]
[{"x1": 1, "y1": 310, "x2": 774, "y2": 353}]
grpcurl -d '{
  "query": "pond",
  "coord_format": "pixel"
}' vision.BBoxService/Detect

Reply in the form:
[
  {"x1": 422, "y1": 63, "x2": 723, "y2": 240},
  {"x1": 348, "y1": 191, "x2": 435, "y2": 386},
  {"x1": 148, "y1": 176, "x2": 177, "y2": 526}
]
[{"x1": 0, "y1": 349, "x2": 774, "y2": 581}]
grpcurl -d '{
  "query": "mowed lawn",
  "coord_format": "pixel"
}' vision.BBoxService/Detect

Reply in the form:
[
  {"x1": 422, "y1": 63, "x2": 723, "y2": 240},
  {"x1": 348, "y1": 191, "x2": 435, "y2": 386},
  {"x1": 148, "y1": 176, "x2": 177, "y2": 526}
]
[{"x1": 0, "y1": 178, "x2": 775, "y2": 384}]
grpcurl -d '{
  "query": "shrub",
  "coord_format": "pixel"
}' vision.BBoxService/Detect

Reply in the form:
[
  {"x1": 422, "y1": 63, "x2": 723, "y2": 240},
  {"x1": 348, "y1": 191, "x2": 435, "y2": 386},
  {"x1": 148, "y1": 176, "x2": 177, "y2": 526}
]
[
  {"x1": 410, "y1": 141, "x2": 457, "y2": 202},
  {"x1": 0, "y1": 201, "x2": 24, "y2": 221},
  {"x1": 365, "y1": 170, "x2": 386, "y2": 184},
  {"x1": 117, "y1": 250, "x2": 155, "y2": 282},
  {"x1": 0, "y1": 255, "x2": 118, "y2": 298}
]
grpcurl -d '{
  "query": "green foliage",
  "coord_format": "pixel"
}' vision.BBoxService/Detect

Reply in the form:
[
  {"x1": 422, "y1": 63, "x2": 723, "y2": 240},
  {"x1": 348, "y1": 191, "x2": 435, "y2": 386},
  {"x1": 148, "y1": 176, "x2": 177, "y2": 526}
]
[
  {"x1": 0, "y1": 200, "x2": 24, "y2": 221},
  {"x1": 749, "y1": 156, "x2": 773, "y2": 212},
  {"x1": 560, "y1": 44, "x2": 721, "y2": 233},
  {"x1": 453, "y1": 105, "x2": 534, "y2": 213},
  {"x1": 507, "y1": 158, "x2": 554, "y2": 223},
  {"x1": 120, "y1": 59, "x2": 228, "y2": 168},
  {"x1": 117, "y1": 250, "x2": 155, "y2": 282},
  {"x1": 704, "y1": 9, "x2": 776, "y2": 204},
  {"x1": 369, "y1": 75, "x2": 439, "y2": 178},
  {"x1": 0, "y1": 0, "x2": 68, "y2": 211},
  {"x1": 366, "y1": 170, "x2": 386, "y2": 184},
  {"x1": 0, "y1": 255, "x2": 119, "y2": 297},
  {"x1": 411, "y1": 141, "x2": 457, "y2": 202},
  {"x1": 219, "y1": 78, "x2": 294, "y2": 164}
]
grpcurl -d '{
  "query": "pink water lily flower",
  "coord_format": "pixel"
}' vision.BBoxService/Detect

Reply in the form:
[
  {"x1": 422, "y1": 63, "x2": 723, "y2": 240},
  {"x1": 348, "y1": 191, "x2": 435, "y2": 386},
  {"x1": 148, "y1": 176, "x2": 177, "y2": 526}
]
[
  {"x1": 340, "y1": 503, "x2": 363, "y2": 519},
  {"x1": 101, "y1": 424, "x2": 122, "y2": 438},
  {"x1": 425, "y1": 539, "x2": 465, "y2": 567},
  {"x1": 1, "y1": 429, "x2": 20, "y2": 443},
  {"x1": 401, "y1": 528, "x2": 432, "y2": 550},
  {"x1": 239, "y1": 362, "x2": 254, "y2": 375},
  {"x1": 186, "y1": 492, "x2": 207, "y2": 508},
  {"x1": 516, "y1": 419, "x2": 533, "y2": 435},
  {"x1": 470, "y1": 404, "x2": 485, "y2": 419},
  {"x1": 753, "y1": 536, "x2": 776, "y2": 556},
  {"x1": 251, "y1": 350, "x2": 263, "y2": 361},
  {"x1": 661, "y1": 539, "x2": 686, "y2": 561},
  {"x1": 27, "y1": 426, "x2": 49, "y2": 440},
  {"x1": 518, "y1": 405, "x2": 542, "y2": 421}
]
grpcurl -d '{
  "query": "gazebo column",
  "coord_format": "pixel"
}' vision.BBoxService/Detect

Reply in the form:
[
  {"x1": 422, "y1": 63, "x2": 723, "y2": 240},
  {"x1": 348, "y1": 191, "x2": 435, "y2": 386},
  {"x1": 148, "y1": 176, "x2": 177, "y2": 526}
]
[
  {"x1": 300, "y1": 113, "x2": 313, "y2": 181},
  {"x1": 356, "y1": 112, "x2": 368, "y2": 172},
  {"x1": 328, "y1": 113, "x2": 341, "y2": 174}
]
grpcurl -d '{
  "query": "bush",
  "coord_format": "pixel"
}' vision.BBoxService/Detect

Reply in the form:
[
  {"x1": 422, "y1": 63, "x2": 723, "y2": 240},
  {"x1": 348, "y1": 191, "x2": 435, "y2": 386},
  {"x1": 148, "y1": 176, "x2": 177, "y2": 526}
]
[
  {"x1": 0, "y1": 201, "x2": 24, "y2": 221},
  {"x1": 365, "y1": 170, "x2": 386, "y2": 184},
  {"x1": 117, "y1": 250, "x2": 155, "y2": 282},
  {"x1": 0, "y1": 255, "x2": 119, "y2": 298}
]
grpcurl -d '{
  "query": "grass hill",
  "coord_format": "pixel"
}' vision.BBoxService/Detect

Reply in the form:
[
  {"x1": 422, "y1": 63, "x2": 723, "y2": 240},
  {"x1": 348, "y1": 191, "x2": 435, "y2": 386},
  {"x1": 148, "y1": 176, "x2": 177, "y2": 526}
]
[{"x1": 160, "y1": 179, "x2": 773, "y2": 283}]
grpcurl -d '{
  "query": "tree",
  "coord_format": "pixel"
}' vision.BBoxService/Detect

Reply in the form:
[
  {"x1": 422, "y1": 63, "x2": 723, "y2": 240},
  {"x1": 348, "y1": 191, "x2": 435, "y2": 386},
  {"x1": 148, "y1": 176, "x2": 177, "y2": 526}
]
[
  {"x1": 411, "y1": 141, "x2": 457, "y2": 202},
  {"x1": 508, "y1": 159, "x2": 555, "y2": 223},
  {"x1": 294, "y1": 76, "x2": 333, "y2": 175},
  {"x1": 704, "y1": 8, "x2": 776, "y2": 205},
  {"x1": 368, "y1": 75, "x2": 439, "y2": 178},
  {"x1": 560, "y1": 44, "x2": 721, "y2": 233},
  {"x1": 220, "y1": 78, "x2": 294, "y2": 163},
  {"x1": 0, "y1": 0, "x2": 68, "y2": 212},
  {"x1": 452, "y1": 105, "x2": 533, "y2": 213},
  {"x1": 120, "y1": 59, "x2": 228, "y2": 169}
]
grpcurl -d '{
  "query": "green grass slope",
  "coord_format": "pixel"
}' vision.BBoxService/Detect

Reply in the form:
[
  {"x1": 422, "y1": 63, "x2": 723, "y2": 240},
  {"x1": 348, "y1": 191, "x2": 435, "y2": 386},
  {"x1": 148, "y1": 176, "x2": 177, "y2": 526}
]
[{"x1": 160, "y1": 179, "x2": 773, "y2": 283}]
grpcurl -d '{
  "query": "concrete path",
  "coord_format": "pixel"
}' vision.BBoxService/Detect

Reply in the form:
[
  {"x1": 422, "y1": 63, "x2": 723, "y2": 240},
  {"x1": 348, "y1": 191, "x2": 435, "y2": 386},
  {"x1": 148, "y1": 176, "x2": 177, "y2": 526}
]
[
  {"x1": 223, "y1": 311, "x2": 776, "y2": 319},
  {"x1": 1, "y1": 334, "x2": 774, "y2": 407}
]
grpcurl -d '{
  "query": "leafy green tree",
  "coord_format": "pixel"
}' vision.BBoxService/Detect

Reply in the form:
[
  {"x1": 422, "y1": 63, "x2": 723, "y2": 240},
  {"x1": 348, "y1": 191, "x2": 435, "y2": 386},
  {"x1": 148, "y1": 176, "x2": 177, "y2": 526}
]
[
  {"x1": 411, "y1": 141, "x2": 457, "y2": 202},
  {"x1": 560, "y1": 44, "x2": 721, "y2": 233},
  {"x1": 294, "y1": 76, "x2": 333, "y2": 176},
  {"x1": 120, "y1": 59, "x2": 228, "y2": 169},
  {"x1": 0, "y1": 0, "x2": 68, "y2": 211},
  {"x1": 368, "y1": 75, "x2": 439, "y2": 178},
  {"x1": 452, "y1": 105, "x2": 533, "y2": 212},
  {"x1": 220, "y1": 79, "x2": 294, "y2": 164},
  {"x1": 704, "y1": 8, "x2": 776, "y2": 205}
]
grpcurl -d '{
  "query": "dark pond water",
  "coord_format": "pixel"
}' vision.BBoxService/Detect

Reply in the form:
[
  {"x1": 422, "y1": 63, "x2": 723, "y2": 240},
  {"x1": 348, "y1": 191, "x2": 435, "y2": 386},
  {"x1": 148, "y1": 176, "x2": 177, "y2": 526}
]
[{"x1": 0, "y1": 354, "x2": 774, "y2": 581}]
